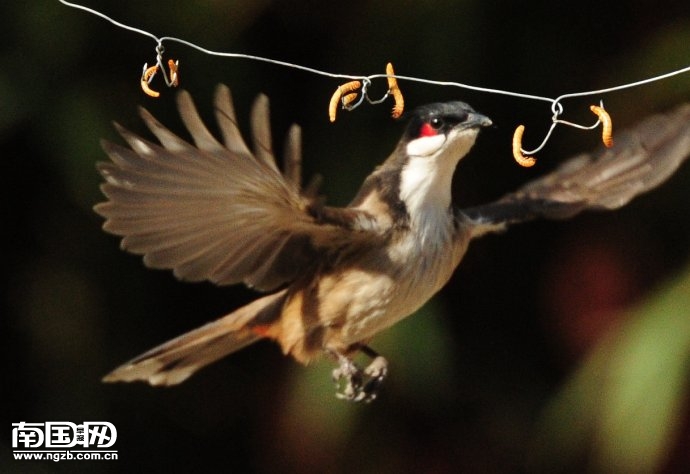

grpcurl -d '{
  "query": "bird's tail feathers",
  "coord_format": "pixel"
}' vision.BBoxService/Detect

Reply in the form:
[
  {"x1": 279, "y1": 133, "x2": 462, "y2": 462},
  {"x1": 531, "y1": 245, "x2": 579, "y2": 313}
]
[{"x1": 103, "y1": 291, "x2": 286, "y2": 386}]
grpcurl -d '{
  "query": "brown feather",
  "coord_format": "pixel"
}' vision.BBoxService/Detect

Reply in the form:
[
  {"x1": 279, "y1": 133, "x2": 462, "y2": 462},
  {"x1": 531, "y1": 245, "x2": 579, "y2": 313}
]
[
  {"x1": 464, "y1": 103, "x2": 690, "y2": 230},
  {"x1": 103, "y1": 292, "x2": 287, "y2": 386},
  {"x1": 250, "y1": 94, "x2": 280, "y2": 173},
  {"x1": 95, "y1": 86, "x2": 383, "y2": 292},
  {"x1": 283, "y1": 124, "x2": 302, "y2": 189},
  {"x1": 212, "y1": 84, "x2": 252, "y2": 156}
]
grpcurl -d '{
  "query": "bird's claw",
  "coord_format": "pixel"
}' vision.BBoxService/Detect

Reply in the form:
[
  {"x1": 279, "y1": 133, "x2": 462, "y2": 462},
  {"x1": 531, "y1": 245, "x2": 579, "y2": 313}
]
[{"x1": 332, "y1": 354, "x2": 388, "y2": 403}]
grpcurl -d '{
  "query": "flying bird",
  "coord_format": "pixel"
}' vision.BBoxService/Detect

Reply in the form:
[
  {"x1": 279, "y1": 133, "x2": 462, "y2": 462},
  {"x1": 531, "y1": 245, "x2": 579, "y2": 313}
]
[{"x1": 96, "y1": 85, "x2": 690, "y2": 401}]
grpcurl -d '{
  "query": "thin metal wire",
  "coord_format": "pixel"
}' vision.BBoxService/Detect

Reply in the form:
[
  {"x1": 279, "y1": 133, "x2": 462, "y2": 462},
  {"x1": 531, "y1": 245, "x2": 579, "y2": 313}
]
[
  {"x1": 520, "y1": 101, "x2": 605, "y2": 155},
  {"x1": 340, "y1": 79, "x2": 369, "y2": 111},
  {"x1": 60, "y1": 0, "x2": 690, "y2": 154}
]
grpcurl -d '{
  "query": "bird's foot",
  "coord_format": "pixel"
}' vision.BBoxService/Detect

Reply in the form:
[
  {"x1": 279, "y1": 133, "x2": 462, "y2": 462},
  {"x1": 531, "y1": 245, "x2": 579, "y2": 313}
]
[
  {"x1": 361, "y1": 355, "x2": 388, "y2": 401},
  {"x1": 331, "y1": 348, "x2": 388, "y2": 403},
  {"x1": 332, "y1": 356, "x2": 364, "y2": 402}
]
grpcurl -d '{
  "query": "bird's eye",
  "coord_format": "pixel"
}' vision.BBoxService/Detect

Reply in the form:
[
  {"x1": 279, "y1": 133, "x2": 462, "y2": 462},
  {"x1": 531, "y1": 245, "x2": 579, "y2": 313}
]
[{"x1": 417, "y1": 116, "x2": 446, "y2": 137}]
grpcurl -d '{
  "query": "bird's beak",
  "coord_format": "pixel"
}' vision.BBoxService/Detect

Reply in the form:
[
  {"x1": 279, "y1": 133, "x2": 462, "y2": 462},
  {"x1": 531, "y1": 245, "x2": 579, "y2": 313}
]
[{"x1": 469, "y1": 112, "x2": 493, "y2": 129}]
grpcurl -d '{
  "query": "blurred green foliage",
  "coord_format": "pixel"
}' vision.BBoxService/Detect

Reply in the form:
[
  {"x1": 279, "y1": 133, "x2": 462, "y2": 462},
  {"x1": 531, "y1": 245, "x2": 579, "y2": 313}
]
[{"x1": 533, "y1": 264, "x2": 690, "y2": 473}]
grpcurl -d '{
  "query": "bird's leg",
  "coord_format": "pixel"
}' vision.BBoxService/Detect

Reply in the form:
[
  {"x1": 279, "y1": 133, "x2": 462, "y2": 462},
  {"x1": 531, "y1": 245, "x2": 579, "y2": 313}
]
[
  {"x1": 331, "y1": 351, "x2": 363, "y2": 401},
  {"x1": 329, "y1": 345, "x2": 388, "y2": 403}
]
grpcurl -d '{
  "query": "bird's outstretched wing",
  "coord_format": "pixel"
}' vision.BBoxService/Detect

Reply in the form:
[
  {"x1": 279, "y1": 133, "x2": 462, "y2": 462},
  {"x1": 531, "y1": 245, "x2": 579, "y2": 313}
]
[
  {"x1": 462, "y1": 103, "x2": 690, "y2": 236},
  {"x1": 95, "y1": 85, "x2": 380, "y2": 291}
]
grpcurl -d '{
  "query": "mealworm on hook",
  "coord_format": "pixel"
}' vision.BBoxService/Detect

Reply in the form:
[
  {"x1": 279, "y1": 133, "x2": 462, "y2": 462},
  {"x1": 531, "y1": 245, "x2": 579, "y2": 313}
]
[
  {"x1": 386, "y1": 62, "x2": 404, "y2": 119},
  {"x1": 342, "y1": 92, "x2": 358, "y2": 108},
  {"x1": 167, "y1": 59, "x2": 179, "y2": 87},
  {"x1": 590, "y1": 104, "x2": 613, "y2": 147},
  {"x1": 328, "y1": 80, "x2": 362, "y2": 122},
  {"x1": 140, "y1": 64, "x2": 160, "y2": 98},
  {"x1": 512, "y1": 125, "x2": 536, "y2": 168}
]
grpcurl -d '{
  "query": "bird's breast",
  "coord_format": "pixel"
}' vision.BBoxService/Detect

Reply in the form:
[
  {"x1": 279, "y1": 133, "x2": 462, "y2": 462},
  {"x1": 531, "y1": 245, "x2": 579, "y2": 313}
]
[
  {"x1": 336, "y1": 220, "x2": 470, "y2": 345},
  {"x1": 276, "y1": 217, "x2": 471, "y2": 362}
]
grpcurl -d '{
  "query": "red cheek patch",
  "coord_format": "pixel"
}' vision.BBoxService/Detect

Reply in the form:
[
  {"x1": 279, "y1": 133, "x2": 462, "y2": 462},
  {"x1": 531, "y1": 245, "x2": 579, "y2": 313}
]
[{"x1": 419, "y1": 123, "x2": 438, "y2": 137}]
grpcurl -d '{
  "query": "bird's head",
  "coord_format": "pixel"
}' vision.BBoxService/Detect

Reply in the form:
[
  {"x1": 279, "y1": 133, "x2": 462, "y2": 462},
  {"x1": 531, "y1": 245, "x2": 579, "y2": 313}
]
[
  {"x1": 401, "y1": 101, "x2": 492, "y2": 161},
  {"x1": 352, "y1": 100, "x2": 491, "y2": 232},
  {"x1": 393, "y1": 101, "x2": 491, "y2": 219}
]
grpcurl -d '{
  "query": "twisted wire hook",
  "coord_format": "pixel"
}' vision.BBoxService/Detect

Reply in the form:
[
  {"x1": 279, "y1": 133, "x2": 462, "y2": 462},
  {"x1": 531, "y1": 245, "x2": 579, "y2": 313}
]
[{"x1": 519, "y1": 100, "x2": 605, "y2": 156}]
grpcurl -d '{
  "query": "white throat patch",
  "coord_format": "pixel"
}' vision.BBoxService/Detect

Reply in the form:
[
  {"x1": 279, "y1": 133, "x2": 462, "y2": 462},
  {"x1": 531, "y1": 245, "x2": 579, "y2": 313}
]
[
  {"x1": 399, "y1": 128, "x2": 479, "y2": 242},
  {"x1": 405, "y1": 134, "x2": 446, "y2": 157}
]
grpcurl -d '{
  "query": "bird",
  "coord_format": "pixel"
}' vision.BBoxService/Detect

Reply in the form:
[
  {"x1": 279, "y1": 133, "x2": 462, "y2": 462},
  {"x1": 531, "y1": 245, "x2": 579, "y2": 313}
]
[{"x1": 96, "y1": 84, "x2": 690, "y2": 402}]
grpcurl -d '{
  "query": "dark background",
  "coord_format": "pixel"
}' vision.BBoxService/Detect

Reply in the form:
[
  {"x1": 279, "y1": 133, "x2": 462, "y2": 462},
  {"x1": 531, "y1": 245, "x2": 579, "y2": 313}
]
[{"x1": 3, "y1": 1, "x2": 690, "y2": 472}]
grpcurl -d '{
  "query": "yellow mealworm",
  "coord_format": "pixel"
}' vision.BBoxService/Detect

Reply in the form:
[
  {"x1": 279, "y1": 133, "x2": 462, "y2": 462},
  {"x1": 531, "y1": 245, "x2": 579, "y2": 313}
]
[
  {"x1": 167, "y1": 59, "x2": 179, "y2": 87},
  {"x1": 386, "y1": 62, "x2": 404, "y2": 119},
  {"x1": 590, "y1": 105, "x2": 613, "y2": 148},
  {"x1": 342, "y1": 92, "x2": 358, "y2": 107},
  {"x1": 328, "y1": 80, "x2": 361, "y2": 122},
  {"x1": 140, "y1": 64, "x2": 160, "y2": 98},
  {"x1": 512, "y1": 125, "x2": 536, "y2": 168}
]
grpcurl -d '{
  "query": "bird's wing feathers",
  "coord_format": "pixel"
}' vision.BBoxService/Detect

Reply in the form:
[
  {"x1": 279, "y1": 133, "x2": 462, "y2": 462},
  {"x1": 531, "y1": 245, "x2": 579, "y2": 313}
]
[
  {"x1": 463, "y1": 103, "x2": 690, "y2": 235},
  {"x1": 95, "y1": 85, "x2": 378, "y2": 292}
]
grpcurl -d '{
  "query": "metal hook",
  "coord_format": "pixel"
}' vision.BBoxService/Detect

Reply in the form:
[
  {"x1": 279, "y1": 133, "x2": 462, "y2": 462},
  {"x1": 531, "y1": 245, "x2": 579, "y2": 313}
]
[
  {"x1": 140, "y1": 42, "x2": 180, "y2": 97},
  {"x1": 519, "y1": 100, "x2": 607, "y2": 157}
]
